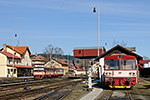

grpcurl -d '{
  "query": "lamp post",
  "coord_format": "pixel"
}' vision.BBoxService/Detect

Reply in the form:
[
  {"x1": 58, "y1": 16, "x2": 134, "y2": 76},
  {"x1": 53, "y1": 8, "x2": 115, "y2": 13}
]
[
  {"x1": 93, "y1": 6, "x2": 100, "y2": 56},
  {"x1": 93, "y1": 6, "x2": 102, "y2": 82},
  {"x1": 12, "y1": 34, "x2": 17, "y2": 77}
]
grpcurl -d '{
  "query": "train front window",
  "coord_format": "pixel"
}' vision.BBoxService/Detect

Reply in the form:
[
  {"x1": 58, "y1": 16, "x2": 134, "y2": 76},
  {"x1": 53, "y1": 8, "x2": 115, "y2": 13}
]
[
  {"x1": 105, "y1": 59, "x2": 119, "y2": 70},
  {"x1": 121, "y1": 59, "x2": 135, "y2": 69}
]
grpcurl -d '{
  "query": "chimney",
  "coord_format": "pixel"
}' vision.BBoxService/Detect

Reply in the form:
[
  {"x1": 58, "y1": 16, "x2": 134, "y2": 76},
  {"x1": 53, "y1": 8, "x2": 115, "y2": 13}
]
[
  {"x1": 3, "y1": 44, "x2": 7, "y2": 51},
  {"x1": 35, "y1": 53, "x2": 38, "y2": 56}
]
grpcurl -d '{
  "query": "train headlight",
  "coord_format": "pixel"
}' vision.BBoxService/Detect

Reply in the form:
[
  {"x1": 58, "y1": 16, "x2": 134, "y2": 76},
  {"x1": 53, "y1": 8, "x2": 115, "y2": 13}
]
[
  {"x1": 127, "y1": 78, "x2": 132, "y2": 82},
  {"x1": 108, "y1": 78, "x2": 113, "y2": 82}
]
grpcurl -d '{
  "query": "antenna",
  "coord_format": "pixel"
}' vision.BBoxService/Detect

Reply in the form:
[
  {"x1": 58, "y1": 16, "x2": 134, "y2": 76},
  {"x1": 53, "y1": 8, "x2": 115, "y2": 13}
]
[{"x1": 17, "y1": 40, "x2": 20, "y2": 46}]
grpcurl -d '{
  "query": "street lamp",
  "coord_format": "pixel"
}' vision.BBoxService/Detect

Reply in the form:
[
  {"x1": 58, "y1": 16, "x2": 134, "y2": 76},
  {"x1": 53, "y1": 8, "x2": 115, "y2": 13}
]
[
  {"x1": 93, "y1": 6, "x2": 100, "y2": 56},
  {"x1": 93, "y1": 6, "x2": 102, "y2": 82},
  {"x1": 12, "y1": 34, "x2": 17, "y2": 77}
]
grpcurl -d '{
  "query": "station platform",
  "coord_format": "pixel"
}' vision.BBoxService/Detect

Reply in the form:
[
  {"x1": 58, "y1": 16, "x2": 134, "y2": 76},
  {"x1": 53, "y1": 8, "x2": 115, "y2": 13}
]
[{"x1": 80, "y1": 86, "x2": 103, "y2": 100}]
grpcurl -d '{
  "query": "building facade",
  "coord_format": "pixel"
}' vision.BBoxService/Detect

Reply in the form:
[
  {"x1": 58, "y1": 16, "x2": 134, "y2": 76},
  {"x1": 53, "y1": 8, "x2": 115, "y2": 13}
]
[
  {"x1": 45, "y1": 58, "x2": 68, "y2": 75},
  {"x1": 0, "y1": 44, "x2": 33, "y2": 77}
]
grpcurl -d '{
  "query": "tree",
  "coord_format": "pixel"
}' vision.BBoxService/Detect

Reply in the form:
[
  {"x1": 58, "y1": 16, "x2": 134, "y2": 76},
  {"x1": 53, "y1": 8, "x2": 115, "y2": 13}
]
[
  {"x1": 112, "y1": 39, "x2": 127, "y2": 47},
  {"x1": 43, "y1": 45, "x2": 63, "y2": 67},
  {"x1": 81, "y1": 59, "x2": 91, "y2": 74},
  {"x1": 54, "y1": 47, "x2": 63, "y2": 59}
]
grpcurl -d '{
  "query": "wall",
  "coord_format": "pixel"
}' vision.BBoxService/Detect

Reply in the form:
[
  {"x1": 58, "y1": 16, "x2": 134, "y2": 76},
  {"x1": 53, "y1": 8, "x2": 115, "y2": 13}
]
[
  {"x1": 21, "y1": 50, "x2": 32, "y2": 66},
  {"x1": 0, "y1": 53, "x2": 7, "y2": 77},
  {"x1": 73, "y1": 48, "x2": 104, "y2": 58}
]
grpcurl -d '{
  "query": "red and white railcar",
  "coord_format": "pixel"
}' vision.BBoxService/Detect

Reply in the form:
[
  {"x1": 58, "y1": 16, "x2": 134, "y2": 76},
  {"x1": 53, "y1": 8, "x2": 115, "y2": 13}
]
[
  {"x1": 104, "y1": 55, "x2": 138, "y2": 88},
  {"x1": 33, "y1": 65, "x2": 64, "y2": 79}
]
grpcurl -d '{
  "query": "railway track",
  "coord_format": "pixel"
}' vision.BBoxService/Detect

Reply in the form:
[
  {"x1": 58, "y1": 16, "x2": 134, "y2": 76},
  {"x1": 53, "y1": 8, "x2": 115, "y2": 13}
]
[
  {"x1": 0, "y1": 77, "x2": 68, "y2": 92},
  {"x1": 107, "y1": 89, "x2": 133, "y2": 100},
  {"x1": 140, "y1": 77, "x2": 150, "y2": 83},
  {"x1": 0, "y1": 79, "x2": 81, "y2": 100},
  {"x1": 0, "y1": 78, "x2": 35, "y2": 84},
  {"x1": 32, "y1": 80, "x2": 79, "y2": 100},
  {"x1": 96, "y1": 89, "x2": 133, "y2": 100}
]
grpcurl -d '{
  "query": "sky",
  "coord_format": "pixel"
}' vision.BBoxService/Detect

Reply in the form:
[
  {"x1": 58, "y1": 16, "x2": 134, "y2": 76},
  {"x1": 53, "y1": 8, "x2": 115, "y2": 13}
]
[{"x1": 0, "y1": 0, "x2": 150, "y2": 58}]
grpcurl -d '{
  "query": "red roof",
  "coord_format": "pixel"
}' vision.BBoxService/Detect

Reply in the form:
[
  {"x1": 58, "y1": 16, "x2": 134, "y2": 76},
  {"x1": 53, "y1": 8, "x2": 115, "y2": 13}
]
[
  {"x1": 7, "y1": 64, "x2": 33, "y2": 69},
  {"x1": 53, "y1": 59, "x2": 68, "y2": 65},
  {"x1": 32, "y1": 55, "x2": 47, "y2": 61},
  {"x1": 7, "y1": 45, "x2": 31, "y2": 56},
  {"x1": 0, "y1": 51, "x2": 21, "y2": 59},
  {"x1": 57, "y1": 59, "x2": 68, "y2": 65},
  {"x1": 142, "y1": 60, "x2": 150, "y2": 64},
  {"x1": 70, "y1": 65, "x2": 85, "y2": 71}
]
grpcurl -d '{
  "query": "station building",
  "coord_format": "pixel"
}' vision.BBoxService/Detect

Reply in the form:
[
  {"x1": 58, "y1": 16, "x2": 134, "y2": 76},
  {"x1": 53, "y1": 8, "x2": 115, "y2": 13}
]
[{"x1": 0, "y1": 44, "x2": 33, "y2": 77}]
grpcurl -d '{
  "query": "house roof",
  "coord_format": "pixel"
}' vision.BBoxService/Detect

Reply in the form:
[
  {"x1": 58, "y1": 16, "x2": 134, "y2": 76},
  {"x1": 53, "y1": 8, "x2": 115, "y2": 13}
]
[
  {"x1": 70, "y1": 64, "x2": 85, "y2": 71},
  {"x1": 32, "y1": 55, "x2": 47, "y2": 61},
  {"x1": 7, "y1": 64, "x2": 33, "y2": 69},
  {"x1": 0, "y1": 51, "x2": 21, "y2": 59},
  {"x1": 53, "y1": 58, "x2": 68, "y2": 66},
  {"x1": 142, "y1": 60, "x2": 150, "y2": 64},
  {"x1": 7, "y1": 45, "x2": 32, "y2": 56},
  {"x1": 95, "y1": 45, "x2": 143, "y2": 62}
]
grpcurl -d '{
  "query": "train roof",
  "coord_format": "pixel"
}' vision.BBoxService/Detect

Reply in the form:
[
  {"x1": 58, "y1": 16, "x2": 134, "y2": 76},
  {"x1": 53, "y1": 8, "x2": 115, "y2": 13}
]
[{"x1": 95, "y1": 45, "x2": 143, "y2": 61}]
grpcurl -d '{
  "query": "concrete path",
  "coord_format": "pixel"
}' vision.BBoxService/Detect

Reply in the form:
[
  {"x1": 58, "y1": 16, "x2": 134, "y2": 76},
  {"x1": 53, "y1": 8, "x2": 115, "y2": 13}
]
[{"x1": 80, "y1": 87, "x2": 103, "y2": 100}]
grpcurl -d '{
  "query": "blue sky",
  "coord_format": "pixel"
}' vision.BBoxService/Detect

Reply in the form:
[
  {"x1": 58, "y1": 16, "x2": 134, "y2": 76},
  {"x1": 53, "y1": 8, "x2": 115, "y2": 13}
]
[{"x1": 0, "y1": 0, "x2": 150, "y2": 58}]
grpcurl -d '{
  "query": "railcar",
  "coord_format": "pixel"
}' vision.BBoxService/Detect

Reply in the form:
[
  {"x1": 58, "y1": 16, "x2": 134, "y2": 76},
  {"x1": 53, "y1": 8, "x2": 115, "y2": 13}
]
[
  {"x1": 104, "y1": 55, "x2": 138, "y2": 88},
  {"x1": 33, "y1": 65, "x2": 64, "y2": 79}
]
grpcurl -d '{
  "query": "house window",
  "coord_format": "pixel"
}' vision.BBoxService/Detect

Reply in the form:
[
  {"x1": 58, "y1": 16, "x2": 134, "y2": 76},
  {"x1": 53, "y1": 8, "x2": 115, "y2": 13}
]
[
  {"x1": 16, "y1": 60, "x2": 18, "y2": 65},
  {"x1": 7, "y1": 69, "x2": 10, "y2": 74},
  {"x1": 8, "y1": 60, "x2": 11, "y2": 64},
  {"x1": 14, "y1": 69, "x2": 16, "y2": 74}
]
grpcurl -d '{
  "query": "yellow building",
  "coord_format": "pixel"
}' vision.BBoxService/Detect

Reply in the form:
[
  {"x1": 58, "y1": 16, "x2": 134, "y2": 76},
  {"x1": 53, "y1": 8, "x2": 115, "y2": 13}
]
[
  {"x1": 0, "y1": 44, "x2": 33, "y2": 77},
  {"x1": 45, "y1": 58, "x2": 68, "y2": 75}
]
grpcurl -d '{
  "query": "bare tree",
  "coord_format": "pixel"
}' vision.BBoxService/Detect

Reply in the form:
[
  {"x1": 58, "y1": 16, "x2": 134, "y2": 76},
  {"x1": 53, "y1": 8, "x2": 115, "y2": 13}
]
[
  {"x1": 81, "y1": 59, "x2": 91, "y2": 74},
  {"x1": 43, "y1": 45, "x2": 55, "y2": 61},
  {"x1": 43, "y1": 45, "x2": 63, "y2": 67},
  {"x1": 54, "y1": 47, "x2": 63, "y2": 59},
  {"x1": 112, "y1": 39, "x2": 127, "y2": 47}
]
